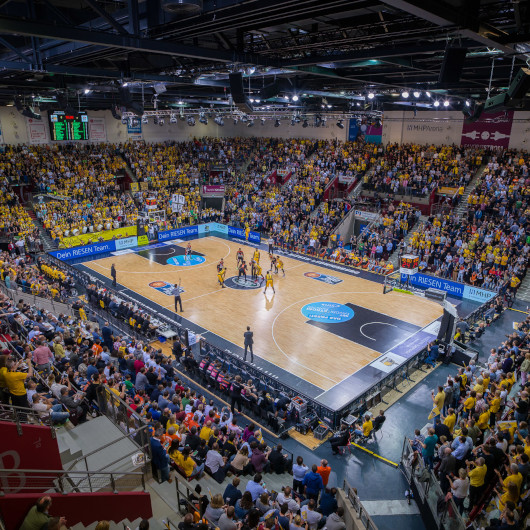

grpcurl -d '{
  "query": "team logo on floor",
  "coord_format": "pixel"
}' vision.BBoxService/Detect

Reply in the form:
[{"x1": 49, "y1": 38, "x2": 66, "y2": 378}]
[
  {"x1": 225, "y1": 276, "x2": 263, "y2": 290},
  {"x1": 166, "y1": 255, "x2": 206, "y2": 267},
  {"x1": 148, "y1": 281, "x2": 184, "y2": 296},
  {"x1": 304, "y1": 272, "x2": 343, "y2": 285},
  {"x1": 301, "y1": 302, "x2": 355, "y2": 323}
]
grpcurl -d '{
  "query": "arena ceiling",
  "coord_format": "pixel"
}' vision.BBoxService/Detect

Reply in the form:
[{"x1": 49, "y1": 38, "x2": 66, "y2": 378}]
[{"x1": 0, "y1": 0, "x2": 528, "y2": 116}]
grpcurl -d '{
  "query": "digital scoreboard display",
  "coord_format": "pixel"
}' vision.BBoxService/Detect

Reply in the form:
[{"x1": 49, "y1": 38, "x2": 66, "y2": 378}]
[{"x1": 48, "y1": 111, "x2": 89, "y2": 141}]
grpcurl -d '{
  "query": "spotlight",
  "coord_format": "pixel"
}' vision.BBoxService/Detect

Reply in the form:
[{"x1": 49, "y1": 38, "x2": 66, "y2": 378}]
[
  {"x1": 178, "y1": 100, "x2": 183, "y2": 105},
  {"x1": 433, "y1": 100, "x2": 440, "y2": 107},
  {"x1": 314, "y1": 116, "x2": 321, "y2": 127},
  {"x1": 214, "y1": 116, "x2": 224, "y2": 126},
  {"x1": 402, "y1": 91, "x2": 409, "y2": 98},
  {"x1": 255, "y1": 98, "x2": 261, "y2": 103},
  {"x1": 260, "y1": 118, "x2": 265, "y2": 125},
  {"x1": 199, "y1": 113, "x2": 208, "y2": 124},
  {"x1": 337, "y1": 120, "x2": 344, "y2": 129},
  {"x1": 274, "y1": 119, "x2": 280, "y2": 127},
  {"x1": 84, "y1": 89, "x2": 91, "y2": 95},
  {"x1": 170, "y1": 114, "x2": 177, "y2": 124},
  {"x1": 425, "y1": 91, "x2": 431, "y2": 98},
  {"x1": 291, "y1": 119, "x2": 295, "y2": 126},
  {"x1": 368, "y1": 92, "x2": 375, "y2": 99},
  {"x1": 122, "y1": 82, "x2": 129, "y2": 87},
  {"x1": 187, "y1": 117, "x2": 195, "y2": 126},
  {"x1": 443, "y1": 100, "x2": 450, "y2": 107},
  {"x1": 413, "y1": 91, "x2": 420, "y2": 98},
  {"x1": 302, "y1": 119, "x2": 308, "y2": 128},
  {"x1": 250, "y1": 99, "x2": 255, "y2": 103},
  {"x1": 466, "y1": 100, "x2": 471, "y2": 107},
  {"x1": 292, "y1": 95, "x2": 299, "y2": 102},
  {"x1": 153, "y1": 116, "x2": 158, "y2": 125},
  {"x1": 159, "y1": 117, "x2": 164, "y2": 126},
  {"x1": 141, "y1": 115, "x2": 148, "y2": 124},
  {"x1": 247, "y1": 120, "x2": 254, "y2": 127},
  {"x1": 327, "y1": 105, "x2": 331, "y2": 109},
  {"x1": 284, "y1": 95, "x2": 289, "y2": 101},
  {"x1": 233, "y1": 118, "x2": 238, "y2": 125}
]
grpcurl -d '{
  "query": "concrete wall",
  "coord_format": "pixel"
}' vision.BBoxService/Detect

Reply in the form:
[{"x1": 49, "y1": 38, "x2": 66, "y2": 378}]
[{"x1": 0, "y1": 106, "x2": 528, "y2": 148}]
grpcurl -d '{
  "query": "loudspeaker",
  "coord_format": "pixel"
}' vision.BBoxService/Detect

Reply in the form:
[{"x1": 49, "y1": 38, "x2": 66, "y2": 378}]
[
  {"x1": 260, "y1": 79, "x2": 282, "y2": 100},
  {"x1": 484, "y1": 92, "x2": 510, "y2": 112},
  {"x1": 229, "y1": 73, "x2": 253, "y2": 113},
  {"x1": 118, "y1": 87, "x2": 144, "y2": 116},
  {"x1": 507, "y1": 67, "x2": 530, "y2": 101},
  {"x1": 438, "y1": 48, "x2": 467, "y2": 86}
]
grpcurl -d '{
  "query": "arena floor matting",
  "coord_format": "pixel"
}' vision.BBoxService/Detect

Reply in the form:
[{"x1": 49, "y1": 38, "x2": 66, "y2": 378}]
[{"x1": 74, "y1": 234, "x2": 446, "y2": 410}]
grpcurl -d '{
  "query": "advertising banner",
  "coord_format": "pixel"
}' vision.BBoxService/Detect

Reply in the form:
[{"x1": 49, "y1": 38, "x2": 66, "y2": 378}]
[
  {"x1": 50, "y1": 241, "x2": 116, "y2": 261},
  {"x1": 26, "y1": 118, "x2": 49, "y2": 144},
  {"x1": 228, "y1": 225, "x2": 261, "y2": 244},
  {"x1": 400, "y1": 272, "x2": 496, "y2": 302},
  {"x1": 115, "y1": 236, "x2": 138, "y2": 251},
  {"x1": 202, "y1": 185, "x2": 226, "y2": 194},
  {"x1": 461, "y1": 110, "x2": 514, "y2": 148},
  {"x1": 354, "y1": 209, "x2": 379, "y2": 221},
  {"x1": 88, "y1": 117, "x2": 107, "y2": 142},
  {"x1": 158, "y1": 225, "x2": 199, "y2": 241}
]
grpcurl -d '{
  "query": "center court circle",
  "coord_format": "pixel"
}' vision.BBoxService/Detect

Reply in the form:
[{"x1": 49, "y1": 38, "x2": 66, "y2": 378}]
[
  {"x1": 166, "y1": 255, "x2": 206, "y2": 267},
  {"x1": 301, "y1": 302, "x2": 354, "y2": 323},
  {"x1": 225, "y1": 276, "x2": 262, "y2": 290}
]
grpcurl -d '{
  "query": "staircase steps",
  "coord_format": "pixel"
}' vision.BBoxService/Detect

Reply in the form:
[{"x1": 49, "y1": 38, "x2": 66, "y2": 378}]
[
  {"x1": 24, "y1": 205, "x2": 57, "y2": 251},
  {"x1": 454, "y1": 164, "x2": 486, "y2": 217},
  {"x1": 515, "y1": 275, "x2": 530, "y2": 304},
  {"x1": 389, "y1": 215, "x2": 429, "y2": 267}
]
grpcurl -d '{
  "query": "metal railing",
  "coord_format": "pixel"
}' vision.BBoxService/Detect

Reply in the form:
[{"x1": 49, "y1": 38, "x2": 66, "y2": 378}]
[
  {"x1": 400, "y1": 437, "x2": 466, "y2": 530},
  {"x1": 0, "y1": 403, "x2": 56, "y2": 433},
  {"x1": 342, "y1": 479, "x2": 378, "y2": 530},
  {"x1": 0, "y1": 468, "x2": 146, "y2": 495}
]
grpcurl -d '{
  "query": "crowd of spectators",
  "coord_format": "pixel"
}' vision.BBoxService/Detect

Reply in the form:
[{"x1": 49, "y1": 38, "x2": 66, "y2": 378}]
[
  {"x1": 410, "y1": 315, "x2": 530, "y2": 527},
  {"x1": 402, "y1": 151, "x2": 529, "y2": 294},
  {"x1": 364, "y1": 144, "x2": 484, "y2": 197}
]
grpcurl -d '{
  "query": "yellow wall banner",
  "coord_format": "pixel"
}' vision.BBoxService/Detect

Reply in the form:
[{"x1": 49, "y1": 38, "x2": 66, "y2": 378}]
[
  {"x1": 59, "y1": 225, "x2": 138, "y2": 248},
  {"x1": 130, "y1": 182, "x2": 139, "y2": 192},
  {"x1": 137, "y1": 235, "x2": 149, "y2": 246}
]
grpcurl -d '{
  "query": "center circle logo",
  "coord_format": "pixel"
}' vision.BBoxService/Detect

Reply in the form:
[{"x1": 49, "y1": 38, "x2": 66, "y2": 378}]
[
  {"x1": 304, "y1": 272, "x2": 321, "y2": 279},
  {"x1": 149, "y1": 281, "x2": 167, "y2": 288},
  {"x1": 301, "y1": 302, "x2": 354, "y2": 323},
  {"x1": 166, "y1": 255, "x2": 206, "y2": 267},
  {"x1": 225, "y1": 276, "x2": 262, "y2": 290}
]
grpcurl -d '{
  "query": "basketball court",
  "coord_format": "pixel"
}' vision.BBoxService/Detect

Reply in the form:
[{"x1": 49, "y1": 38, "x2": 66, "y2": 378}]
[{"x1": 78, "y1": 234, "x2": 444, "y2": 394}]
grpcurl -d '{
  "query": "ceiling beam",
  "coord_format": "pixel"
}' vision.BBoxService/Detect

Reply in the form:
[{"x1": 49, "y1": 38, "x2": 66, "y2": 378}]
[
  {"x1": 0, "y1": 36, "x2": 31, "y2": 62},
  {"x1": 0, "y1": 17, "x2": 280, "y2": 66},
  {"x1": 83, "y1": 0, "x2": 129, "y2": 36}
]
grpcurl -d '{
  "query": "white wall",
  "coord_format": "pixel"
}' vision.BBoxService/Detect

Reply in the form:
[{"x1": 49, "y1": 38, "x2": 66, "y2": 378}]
[
  {"x1": 0, "y1": 106, "x2": 528, "y2": 148},
  {"x1": 382, "y1": 110, "x2": 463, "y2": 145}
]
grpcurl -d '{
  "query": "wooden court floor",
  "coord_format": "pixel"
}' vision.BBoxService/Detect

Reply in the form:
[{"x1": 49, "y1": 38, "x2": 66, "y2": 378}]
[{"x1": 84, "y1": 236, "x2": 443, "y2": 391}]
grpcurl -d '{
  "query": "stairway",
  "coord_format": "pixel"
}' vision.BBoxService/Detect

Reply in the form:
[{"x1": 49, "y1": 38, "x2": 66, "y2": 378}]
[
  {"x1": 388, "y1": 215, "x2": 429, "y2": 267},
  {"x1": 515, "y1": 275, "x2": 530, "y2": 304},
  {"x1": 120, "y1": 153, "x2": 139, "y2": 183},
  {"x1": 454, "y1": 164, "x2": 486, "y2": 217},
  {"x1": 25, "y1": 205, "x2": 57, "y2": 251}
]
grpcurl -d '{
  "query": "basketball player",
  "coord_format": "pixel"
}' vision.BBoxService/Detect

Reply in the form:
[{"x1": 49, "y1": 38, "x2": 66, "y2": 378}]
[
  {"x1": 217, "y1": 258, "x2": 225, "y2": 273},
  {"x1": 249, "y1": 258, "x2": 257, "y2": 279},
  {"x1": 255, "y1": 260, "x2": 265, "y2": 285},
  {"x1": 263, "y1": 270, "x2": 275, "y2": 294},
  {"x1": 217, "y1": 266, "x2": 226, "y2": 288},
  {"x1": 270, "y1": 255, "x2": 278, "y2": 274},
  {"x1": 185, "y1": 242, "x2": 192, "y2": 262},
  {"x1": 253, "y1": 248, "x2": 260, "y2": 264},
  {"x1": 238, "y1": 260, "x2": 248, "y2": 281},
  {"x1": 245, "y1": 223, "x2": 250, "y2": 241},
  {"x1": 277, "y1": 257, "x2": 285, "y2": 277},
  {"x1": 236, "y1": 248, "x2": 244, "y2": 267}
]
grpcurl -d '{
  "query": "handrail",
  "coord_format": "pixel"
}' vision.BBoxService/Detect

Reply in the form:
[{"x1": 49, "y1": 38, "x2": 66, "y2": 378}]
[{"x1": 342, "y1": 479, "x2": 378, "y2": 530}]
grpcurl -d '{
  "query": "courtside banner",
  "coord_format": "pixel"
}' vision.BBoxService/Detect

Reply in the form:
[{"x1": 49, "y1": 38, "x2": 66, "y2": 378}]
[
  {"x1": 50, "y1": 241, "x2": 116, "y2": 261},
  {"x1": 158, "y1": 226, "x2": 199, "y2": 241},
  {"x1": 115, "y1": 236, "x2": 138, "y2": 251},
  {"x1": 228, "y1": 225, "x2": 261, "y2": 244},
  {"x1": 400, "y1": 272, "x2": 496, "y2": 302}
]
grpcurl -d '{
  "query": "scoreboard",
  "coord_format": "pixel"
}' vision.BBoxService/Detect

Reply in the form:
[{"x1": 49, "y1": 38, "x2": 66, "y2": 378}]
[
  {"x1": 400, "y1": 254, "x2": 419, "y2": 275},
  {"x1": 49, "y1": 111, "x2": 89, "y2": 141}
]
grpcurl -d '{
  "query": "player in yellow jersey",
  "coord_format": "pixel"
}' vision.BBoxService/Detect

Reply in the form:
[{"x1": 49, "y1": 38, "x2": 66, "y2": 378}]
[
  {"x1": 253, "y1": 249, "x2": 260, "y2": 264},
  {"x1": 245, "y1": 224, "x2": 250, "y2": 240},
  {"x1": 277, "y1": 257, "x2": 285, "y2": 277},
  {"x1": 217, "y1": 267, "x2": 226, "y2": 288},
  {"x1": 264, "y1": 270, "x2": 275, "y2": 294},
  {"x1": 255, "y1": 261, "x2": 265, "y2": 285}
]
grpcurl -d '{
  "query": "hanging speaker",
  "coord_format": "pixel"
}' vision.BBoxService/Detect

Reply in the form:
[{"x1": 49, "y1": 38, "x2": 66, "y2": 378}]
[
  {"x1": 507, "y1": 67, "x2": 530, "y2": 101},
  {"x1": 438, "y1": 48, "x2": 467, "y2": 86},
  {"x1": 229, "y1": 73, "x2": 253, "y2": 113}
]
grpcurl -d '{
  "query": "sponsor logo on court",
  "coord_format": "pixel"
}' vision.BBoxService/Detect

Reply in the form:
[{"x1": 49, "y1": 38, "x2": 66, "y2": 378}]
[
  {"x1": 304, "y1": 272, "x2": 343, "y2": 285},
  {"x1": 148, "y1": 281, "x2": 184, "y2": 296},
  {"x1": 166, "y1": 255, "x2": 206, "y2": 267},
  {"x1": 225, "y1": 276, "x2": 262, "y2": 290},
  {"x1": 301, "y1": 302, "x2": 355, "y2": 323}
]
